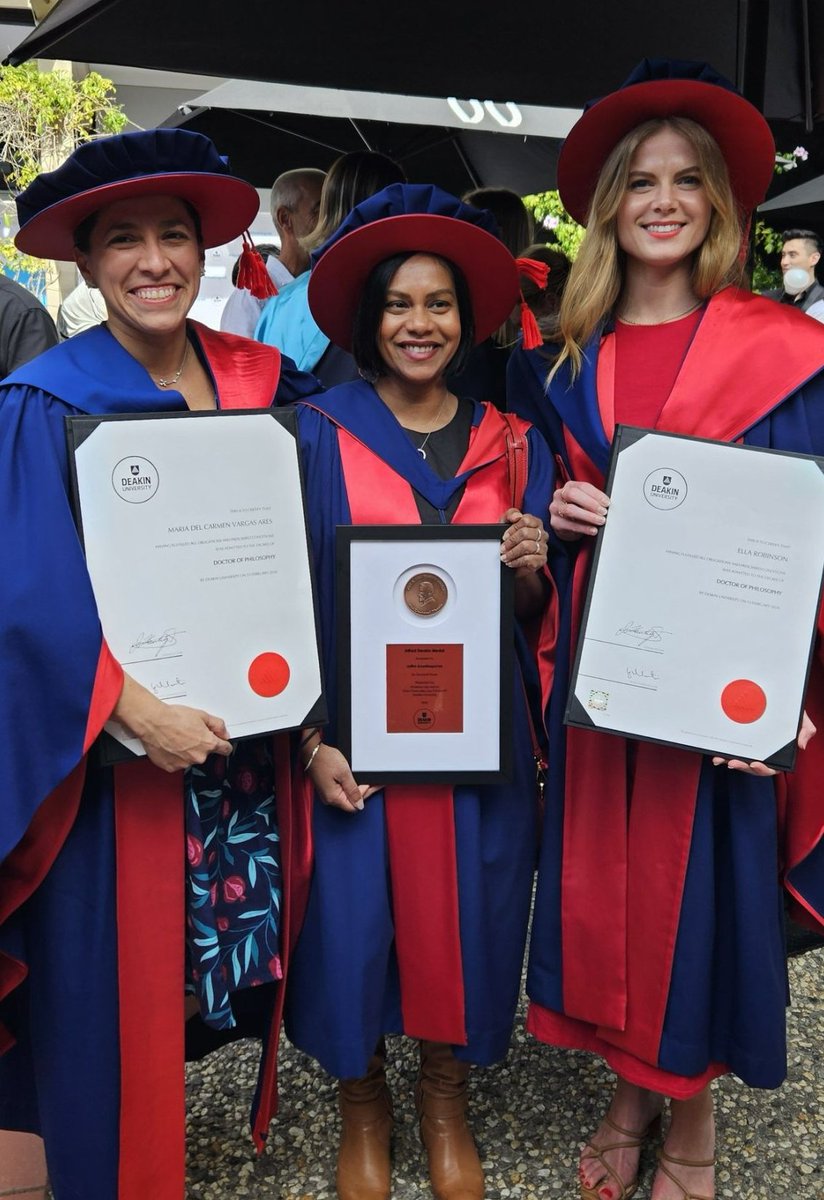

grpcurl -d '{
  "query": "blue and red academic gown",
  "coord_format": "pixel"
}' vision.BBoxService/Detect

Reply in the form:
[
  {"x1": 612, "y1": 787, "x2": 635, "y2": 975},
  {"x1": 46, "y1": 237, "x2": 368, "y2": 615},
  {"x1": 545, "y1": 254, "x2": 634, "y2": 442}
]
[
  {"x1": 283, "y1": 380, "x2": 556, "y2": 1080},
  {"x1": 0, "y1": 322, "x2": 318, "y2": 1200},
  {"x1": 507, "y1": 287, "x2": 824, "y2": 1097}
]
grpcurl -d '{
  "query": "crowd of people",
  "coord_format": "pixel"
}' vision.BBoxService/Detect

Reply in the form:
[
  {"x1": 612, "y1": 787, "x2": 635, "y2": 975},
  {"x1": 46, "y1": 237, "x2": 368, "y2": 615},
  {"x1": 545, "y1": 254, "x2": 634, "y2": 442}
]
[{"x1": 0, "y1": 57, "x2": 822, "y2": 1200}]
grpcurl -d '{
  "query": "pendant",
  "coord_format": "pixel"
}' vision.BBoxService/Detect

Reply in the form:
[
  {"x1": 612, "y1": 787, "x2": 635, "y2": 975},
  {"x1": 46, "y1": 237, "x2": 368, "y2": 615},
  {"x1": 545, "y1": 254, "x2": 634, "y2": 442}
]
[{"x1": 418, "y1": 447, "x2": 426, "y2": 459}]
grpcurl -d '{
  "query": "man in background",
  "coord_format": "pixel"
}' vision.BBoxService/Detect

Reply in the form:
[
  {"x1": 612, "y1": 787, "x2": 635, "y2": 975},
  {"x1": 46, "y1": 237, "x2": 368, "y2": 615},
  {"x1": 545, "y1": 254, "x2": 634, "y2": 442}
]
[
  {"x1": 221, "y1": 167, "x2": 325, "y2": 338},
  {"x1": 770, "y1": 229, "x2": 824, "y2": 321},
  {"x1": 0, "y1": 272, "x2": 57, "y2": 377}
]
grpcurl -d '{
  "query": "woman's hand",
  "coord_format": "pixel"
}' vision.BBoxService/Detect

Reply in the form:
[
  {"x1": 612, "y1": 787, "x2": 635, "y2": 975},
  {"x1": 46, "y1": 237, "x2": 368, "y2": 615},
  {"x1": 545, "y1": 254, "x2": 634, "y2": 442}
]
[
  {"x1": 549, "y1": 481, "x2": 610, "y2": 541},
  {"x1": 712, "y1": 711, "x2": 817, "y2": 776},
  {"x1": 501, "y1": 508, "x2": 550, "y2": 619},
  {"x1": 500, "y1": 508, "x2": 548, "y2": 572},
  {"x1": 304, "y1": 741, "x2": 377, "y2": 813},
  {"x1": 113, "y1": 673, "x2": 232, "y2": 772}
]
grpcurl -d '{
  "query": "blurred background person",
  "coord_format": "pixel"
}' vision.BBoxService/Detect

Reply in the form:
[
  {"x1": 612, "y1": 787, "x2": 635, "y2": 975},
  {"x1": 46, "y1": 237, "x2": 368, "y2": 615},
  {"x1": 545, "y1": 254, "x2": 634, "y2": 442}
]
[
  {"x1": 255, "y1": 150, "x2": 405, "y2": 385},
  {"x1": 56, "y1": 275, "x2": 107, "y2": 339},
  {"x1": 221, "y1": 166, "x2": 325, "y2": 338},
  {"x1": 0, "y1": 271, "x2": 57, "y2": 376},
  {"x1": 454, "y1": 186, "x2": 536, "y2": 407},
  {"x1": 765, "y1": 228, "x2": 824, "y2": 321}
]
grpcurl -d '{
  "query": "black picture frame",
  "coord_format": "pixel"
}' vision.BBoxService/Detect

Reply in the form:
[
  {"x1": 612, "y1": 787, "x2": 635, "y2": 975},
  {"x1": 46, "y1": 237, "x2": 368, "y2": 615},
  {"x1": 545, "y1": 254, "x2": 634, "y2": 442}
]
[{"x1": 336, "y1": 523, "x2": 513, "y2": 784}]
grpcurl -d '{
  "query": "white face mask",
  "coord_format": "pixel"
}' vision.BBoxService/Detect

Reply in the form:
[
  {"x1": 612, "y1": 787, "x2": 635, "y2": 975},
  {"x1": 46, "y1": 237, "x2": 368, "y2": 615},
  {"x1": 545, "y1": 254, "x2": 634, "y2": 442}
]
[{"x1": 783, "y1": 266, "x2": 813, "y2": 295}]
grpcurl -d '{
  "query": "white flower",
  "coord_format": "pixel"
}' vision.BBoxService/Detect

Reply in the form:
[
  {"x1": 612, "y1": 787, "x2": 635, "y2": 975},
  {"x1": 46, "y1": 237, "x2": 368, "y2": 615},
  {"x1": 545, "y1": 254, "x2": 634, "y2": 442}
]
[{"x1": 794, "y1": 146, "x2": 809, "y2": 161}]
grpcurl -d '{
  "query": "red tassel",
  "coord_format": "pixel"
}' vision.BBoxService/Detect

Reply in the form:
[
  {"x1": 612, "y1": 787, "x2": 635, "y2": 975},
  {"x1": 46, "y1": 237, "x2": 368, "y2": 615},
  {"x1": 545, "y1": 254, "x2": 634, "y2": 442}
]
[
  {"x1": 516, "y1": 256, "x2": 550, "y2": 289},
  {"x1": 237, "y1": 232, "x2": 278, "y2": 300},
  {"x1": 520, "y1": 299, "x2": 543, "y2": 350}
]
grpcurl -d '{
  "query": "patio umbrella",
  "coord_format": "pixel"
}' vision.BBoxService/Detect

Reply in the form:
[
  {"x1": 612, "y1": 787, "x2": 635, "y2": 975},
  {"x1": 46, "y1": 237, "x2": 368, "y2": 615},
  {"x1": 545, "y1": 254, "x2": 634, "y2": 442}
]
[
  {"x1": 164, "y1": 79, "x2": 579, "y2": 193},
  {"x1": 6, "y1": 0, "x2": 778, "y2": 113}
]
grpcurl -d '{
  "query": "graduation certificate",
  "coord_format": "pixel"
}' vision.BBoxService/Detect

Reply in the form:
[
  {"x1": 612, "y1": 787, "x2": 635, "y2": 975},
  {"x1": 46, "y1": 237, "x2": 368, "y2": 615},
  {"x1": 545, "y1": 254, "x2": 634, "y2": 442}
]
[
  {"x1": 67, "y1": 409, "x2": 325, "y2": 757},
  {"x1": 566, "y1": 426, "x2": 824, "y2": 769}
]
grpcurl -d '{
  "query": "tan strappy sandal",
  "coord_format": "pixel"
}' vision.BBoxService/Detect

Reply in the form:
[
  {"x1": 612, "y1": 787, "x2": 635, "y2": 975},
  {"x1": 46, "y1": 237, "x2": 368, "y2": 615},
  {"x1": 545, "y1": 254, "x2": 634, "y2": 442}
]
[
  {"x1": 580, "y1": 1113, "x2": 662, "y2": 1200},
  {"x1": 655, "y1": 1148, "x2": 716, "y2": 1199}
]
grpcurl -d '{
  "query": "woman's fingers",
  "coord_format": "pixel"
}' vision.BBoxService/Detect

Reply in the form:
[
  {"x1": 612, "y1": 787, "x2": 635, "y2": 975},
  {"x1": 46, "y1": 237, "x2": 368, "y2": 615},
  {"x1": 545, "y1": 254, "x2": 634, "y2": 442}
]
[
  {"x1": 501, "y1": 508, "x2": 549, "y2": 569},
  {"x1": 798, "y1": 711, "x2": 817, "y2": 749},
  {"x1": 712, "y1": 756, "x2": 776, "y2": 777},
  {"x1": 307, "y1": 744, "x2": 367, "y2": 813},
  {"x1": 550, "y1": 481, "x2": 610, "y2": 540},
  {"x1": 712, "y1": 711, "x2": 817, "y2": 774}
]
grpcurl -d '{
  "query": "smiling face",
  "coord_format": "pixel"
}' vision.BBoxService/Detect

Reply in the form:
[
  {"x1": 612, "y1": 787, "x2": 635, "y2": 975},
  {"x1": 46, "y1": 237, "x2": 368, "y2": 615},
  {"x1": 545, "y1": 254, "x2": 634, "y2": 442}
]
[
  {"x1": 616, "y1": 127, "x2": 712, "y2": 274},
  {"x1": 376, "y1": 254, "x2": 462, "y2": 387},
  {"x1": 74, "y1": 194, "x2": 203, "y2": 353}
]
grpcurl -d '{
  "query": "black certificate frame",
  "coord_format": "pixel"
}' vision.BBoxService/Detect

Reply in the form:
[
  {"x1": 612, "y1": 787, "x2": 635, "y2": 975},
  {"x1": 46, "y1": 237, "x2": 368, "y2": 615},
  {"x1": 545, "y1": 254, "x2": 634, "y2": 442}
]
[
  {"x1": 66, "y1": 407, "x2": 327, "y2": 764},
  {"x1": 565, "y1": 424, "x2": 824, "y2": 771},
  {"x1": 336, "y1": 523, "x2": 514, "y2": 785}
]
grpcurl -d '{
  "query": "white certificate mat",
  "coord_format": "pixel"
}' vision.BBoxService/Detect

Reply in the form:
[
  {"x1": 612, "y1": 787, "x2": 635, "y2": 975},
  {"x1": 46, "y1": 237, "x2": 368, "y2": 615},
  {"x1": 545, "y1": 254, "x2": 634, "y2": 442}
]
[
  {"x1": 566, "y1": 427, "x2": 824, "y2": 769},
  {"x1": 68, "y1": 409, "x2": 325, "y2": 756},
  {"x1": 337, "y1": 525, "x2": 513, "y2": 782}
]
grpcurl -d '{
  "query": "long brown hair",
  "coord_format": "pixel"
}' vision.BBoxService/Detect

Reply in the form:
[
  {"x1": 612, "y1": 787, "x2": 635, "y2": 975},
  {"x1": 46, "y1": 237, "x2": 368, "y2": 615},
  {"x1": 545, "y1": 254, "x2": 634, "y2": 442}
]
[{"x1": 552, "y1": 117, "x2": 745, "y2": 379}]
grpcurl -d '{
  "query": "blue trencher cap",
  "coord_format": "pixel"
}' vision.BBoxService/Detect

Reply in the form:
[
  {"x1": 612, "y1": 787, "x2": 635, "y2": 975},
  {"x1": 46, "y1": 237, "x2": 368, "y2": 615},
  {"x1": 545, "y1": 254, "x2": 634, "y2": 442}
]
[
  {"x1": 307, "y1": 183, "x2": 521, "y2": 351},
  {"x1": 558, "y1": 58, "x2": 776, "y2": 226},
  {"x1": 15, "y1": 128, "x2": 259, "y2": 260}
]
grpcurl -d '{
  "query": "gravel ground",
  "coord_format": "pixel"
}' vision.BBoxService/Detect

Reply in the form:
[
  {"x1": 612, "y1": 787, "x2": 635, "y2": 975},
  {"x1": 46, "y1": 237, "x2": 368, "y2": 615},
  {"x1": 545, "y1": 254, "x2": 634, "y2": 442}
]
[{"x1": 184, "y1": 950, "x2": 823, "y2": 1200}]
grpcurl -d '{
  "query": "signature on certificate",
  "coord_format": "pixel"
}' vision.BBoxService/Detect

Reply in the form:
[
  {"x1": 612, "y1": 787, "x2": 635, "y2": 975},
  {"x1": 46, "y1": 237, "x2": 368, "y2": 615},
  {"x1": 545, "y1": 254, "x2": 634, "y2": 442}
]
[
  {"x1": 129, "y1": 629, "x2": 186, "y2": 658},
  {"x1": 626, "y1": 666, "x2": 660, "y2": 682},
  {"x1": 614, "y1": 620, "x2": 672, "y2": 650},
  {"x1": 150, "y1": 676, "x2": 186, "y2": 694}
]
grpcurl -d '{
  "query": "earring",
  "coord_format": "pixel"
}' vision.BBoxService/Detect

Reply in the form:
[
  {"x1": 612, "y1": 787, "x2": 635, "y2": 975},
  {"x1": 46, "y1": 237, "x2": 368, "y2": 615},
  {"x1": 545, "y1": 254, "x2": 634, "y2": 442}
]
[
  {"x1": 200, "y1": 268, "x2": 206, "y2": 277},
  {"x1": 358, "y1": 366, "x2": 379, "y2": 384}
]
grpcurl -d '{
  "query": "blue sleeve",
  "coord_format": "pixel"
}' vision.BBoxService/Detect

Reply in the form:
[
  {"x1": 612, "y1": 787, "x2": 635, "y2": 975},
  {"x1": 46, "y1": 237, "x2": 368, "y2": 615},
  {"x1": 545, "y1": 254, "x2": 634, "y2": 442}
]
[
  {"x1": 746, "y1": 370, "x2": 824, "y2": 455},
  {"x1": 523, "y1": 424, "x2": 555, "y2": 534},
  {"x1": 275, "y1": 353, "x2": 324, "y2": 405},
  {"x1": 0, "y1": 384, "x2": 104, "y2": 858},
  {"x1": 295, "y1": 404, "x2": 351, "y2": 741},
  {"x1": 507, "y1": 347, "x2": 570, "y2": 465}
]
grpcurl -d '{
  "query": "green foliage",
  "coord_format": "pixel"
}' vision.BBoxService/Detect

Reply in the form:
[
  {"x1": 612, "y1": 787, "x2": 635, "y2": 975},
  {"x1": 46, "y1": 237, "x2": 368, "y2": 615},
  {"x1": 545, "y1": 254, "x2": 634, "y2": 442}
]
[
  {"x1": 0, "y1": 63, "x2": 126, "y2": 291},
  {"x1": 751, "y1": 147, "x2": 810, "y2": 293},
  {"x1": 751, "y1": 218, "x2": 783, "y2": 293},
  {"x1": 522, "y1": 191, "x2": 585, "y2": 260}
]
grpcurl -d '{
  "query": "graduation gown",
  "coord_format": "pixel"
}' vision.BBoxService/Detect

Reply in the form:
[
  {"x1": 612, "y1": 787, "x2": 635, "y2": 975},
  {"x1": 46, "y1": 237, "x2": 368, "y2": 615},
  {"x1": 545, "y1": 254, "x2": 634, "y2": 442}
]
[
  {"x1": 508, "y1": 287, "x2": 824, "y2": 1096},
  {"x1": 283, "y1": 381, "x2": 556, "y2": 1080},
  {"x1": 0, "y1": 323, "x2": 318, "y2": 1199}
]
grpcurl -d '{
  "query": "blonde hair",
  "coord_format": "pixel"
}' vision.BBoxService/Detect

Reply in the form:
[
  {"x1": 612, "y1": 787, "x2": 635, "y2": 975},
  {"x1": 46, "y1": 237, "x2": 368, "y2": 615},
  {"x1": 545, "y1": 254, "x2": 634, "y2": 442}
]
[
  {"x1": 301, "y1": 151, "x2": 405, "y2": 253},
  {"x1": 553, "y1": 117, "x2": 745, "y2": 379}
]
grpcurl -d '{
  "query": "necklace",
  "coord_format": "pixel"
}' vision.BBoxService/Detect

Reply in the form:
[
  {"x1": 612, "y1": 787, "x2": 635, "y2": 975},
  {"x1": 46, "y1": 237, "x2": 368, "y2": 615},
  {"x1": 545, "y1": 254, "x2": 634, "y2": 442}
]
[
  {"x1": 413, "y1": 393, "x2": 451, "y2": 460},
  {"x1": 617, "y1": 300, "x2": 702, "y2": 327},
  {"x1": 153, "y1": 340, "x2": 190, "y2": 389}
]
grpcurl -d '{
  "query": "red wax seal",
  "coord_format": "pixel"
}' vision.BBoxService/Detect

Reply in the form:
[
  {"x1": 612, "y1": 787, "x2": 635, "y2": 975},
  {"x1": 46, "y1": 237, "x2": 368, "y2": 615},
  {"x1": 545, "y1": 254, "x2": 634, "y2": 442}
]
[
  {"x1": 248, "y1": 652, "x2": 290, "y2": 697},
  {"x1": 720, "y1": 679, "x2": 767, "y2": 724}
]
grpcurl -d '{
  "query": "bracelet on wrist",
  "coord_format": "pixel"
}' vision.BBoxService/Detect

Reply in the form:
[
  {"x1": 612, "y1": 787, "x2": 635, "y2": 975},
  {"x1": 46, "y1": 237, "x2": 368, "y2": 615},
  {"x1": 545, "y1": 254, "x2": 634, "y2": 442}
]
[
  {"x1": 299, "y1": 726, "x2": 321, "y2": 751},
  {"x1": 303, "y1": 741, "x2": 323, "y2": 772}
]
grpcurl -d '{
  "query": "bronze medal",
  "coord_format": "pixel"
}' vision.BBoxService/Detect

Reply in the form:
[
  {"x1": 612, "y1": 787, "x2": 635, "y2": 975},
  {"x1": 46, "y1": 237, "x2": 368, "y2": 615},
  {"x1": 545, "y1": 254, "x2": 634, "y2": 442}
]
[{"x1": 404, "y1": 572, "x2": 448, "y2": 616}]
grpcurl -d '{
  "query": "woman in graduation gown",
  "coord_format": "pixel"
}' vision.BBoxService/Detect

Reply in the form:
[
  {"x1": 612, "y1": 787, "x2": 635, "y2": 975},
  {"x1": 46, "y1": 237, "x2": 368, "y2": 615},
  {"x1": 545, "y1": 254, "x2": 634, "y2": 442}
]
[
  {"x1": 508, "y1": 60, "x2": 824, "y2": 1200},
  {"x1": 0, "y1": 129, "x2": 320, "y2": 1200},
  {"x1": 284, "y1": 183, "x2": 557, "y2": 1200}
]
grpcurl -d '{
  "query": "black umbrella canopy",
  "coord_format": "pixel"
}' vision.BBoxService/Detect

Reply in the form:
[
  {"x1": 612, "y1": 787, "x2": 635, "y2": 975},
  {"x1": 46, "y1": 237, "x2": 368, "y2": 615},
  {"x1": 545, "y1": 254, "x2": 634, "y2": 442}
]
[
  {"x1": 164, "y1": 103, "x2": 561, "y2": 196},
  {"x1": 6, "y1": 0, "x2": 771, "y2": 110}
]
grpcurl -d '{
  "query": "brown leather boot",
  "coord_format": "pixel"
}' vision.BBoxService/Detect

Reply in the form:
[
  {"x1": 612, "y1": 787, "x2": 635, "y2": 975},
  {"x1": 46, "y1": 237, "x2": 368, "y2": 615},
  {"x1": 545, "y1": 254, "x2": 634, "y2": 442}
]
[
  {"x1": 416, "y1": 1040, "x2": 484, "y2": 1200},
  {"x1": 336, "y1": 1041, "x2": 393, "y2": 1200}
]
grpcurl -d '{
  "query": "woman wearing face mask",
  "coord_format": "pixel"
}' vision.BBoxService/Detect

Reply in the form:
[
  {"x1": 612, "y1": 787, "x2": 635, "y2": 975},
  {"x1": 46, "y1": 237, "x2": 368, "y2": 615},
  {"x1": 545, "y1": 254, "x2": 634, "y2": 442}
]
[{"x1": 510, "y1": 60, "x2": 824, "y2": 1200}]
